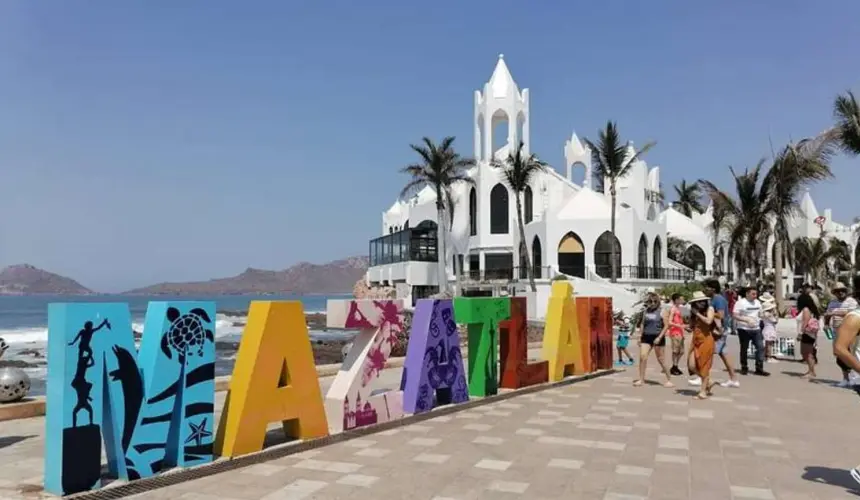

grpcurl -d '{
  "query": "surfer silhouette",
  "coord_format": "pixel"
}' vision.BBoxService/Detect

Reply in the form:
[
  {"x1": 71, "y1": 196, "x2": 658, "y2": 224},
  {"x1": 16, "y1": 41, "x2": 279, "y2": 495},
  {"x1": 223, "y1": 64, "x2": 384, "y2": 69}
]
[{"x1": 68, "y1": 319, "x2": 111, "y2": 361}]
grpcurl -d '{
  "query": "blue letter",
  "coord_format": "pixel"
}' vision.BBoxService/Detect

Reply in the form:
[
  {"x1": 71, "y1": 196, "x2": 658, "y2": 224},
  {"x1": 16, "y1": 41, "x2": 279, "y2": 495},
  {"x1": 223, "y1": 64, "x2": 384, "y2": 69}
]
[{"x1": 44, "y1": 301, "x2": 216, "y2": 496}]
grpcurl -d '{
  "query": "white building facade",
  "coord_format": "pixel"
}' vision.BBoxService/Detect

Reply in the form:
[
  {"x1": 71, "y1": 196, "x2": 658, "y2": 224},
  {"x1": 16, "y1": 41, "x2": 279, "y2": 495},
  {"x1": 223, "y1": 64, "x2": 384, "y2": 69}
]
[{"x1": 366, "y1": 56, "x2": 852, "y2": 315}]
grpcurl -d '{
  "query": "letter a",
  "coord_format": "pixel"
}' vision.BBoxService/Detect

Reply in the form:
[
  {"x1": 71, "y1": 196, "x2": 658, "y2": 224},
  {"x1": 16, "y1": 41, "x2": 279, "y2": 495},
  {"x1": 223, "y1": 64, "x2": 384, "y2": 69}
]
[
  {"x1": 541, "y1": 281, "x2": 586, "y2": 381},
  {"x1": 215, "y1": 301, "x2": 328, "y2": 458},
  {"x1": 324, "y1": 299, "x2": 405, "y2": 432},
  {"x1": 453, "y1": 297, "x2": 509, "y2": 397}
]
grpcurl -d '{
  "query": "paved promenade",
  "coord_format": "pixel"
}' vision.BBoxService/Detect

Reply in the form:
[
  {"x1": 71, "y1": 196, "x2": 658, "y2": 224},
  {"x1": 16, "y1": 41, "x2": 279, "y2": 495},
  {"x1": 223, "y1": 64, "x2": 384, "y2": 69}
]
[{"x1": 3, "y1": 338, "x2": 860, "y2": 499}]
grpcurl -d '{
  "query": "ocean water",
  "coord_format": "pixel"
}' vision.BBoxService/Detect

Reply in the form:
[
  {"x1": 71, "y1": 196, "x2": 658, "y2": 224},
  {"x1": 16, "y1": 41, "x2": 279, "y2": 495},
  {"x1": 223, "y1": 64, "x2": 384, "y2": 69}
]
[{"x1": 0, "y1": 293, "x2": 353, "y2": 395}]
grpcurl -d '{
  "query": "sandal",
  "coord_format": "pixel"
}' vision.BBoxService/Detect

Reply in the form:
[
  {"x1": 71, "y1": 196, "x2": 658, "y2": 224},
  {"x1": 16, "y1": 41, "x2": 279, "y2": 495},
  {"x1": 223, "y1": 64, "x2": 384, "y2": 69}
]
[
  {"x1": 694, "y1": 393, "x2": 709, "y2": 400},
  {"x1": 633, "y1": 380, "x2": 644, "y2": 387},
  {"x1": 663, "y1": 381, "x2": 675, "y2": 388}
]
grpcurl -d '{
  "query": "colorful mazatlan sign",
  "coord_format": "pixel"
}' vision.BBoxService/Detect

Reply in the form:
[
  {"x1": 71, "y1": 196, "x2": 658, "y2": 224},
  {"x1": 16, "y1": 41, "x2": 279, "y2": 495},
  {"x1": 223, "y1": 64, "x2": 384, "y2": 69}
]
[{"x1": 44, "y1": 284, "x2": 609, "y2": 495}]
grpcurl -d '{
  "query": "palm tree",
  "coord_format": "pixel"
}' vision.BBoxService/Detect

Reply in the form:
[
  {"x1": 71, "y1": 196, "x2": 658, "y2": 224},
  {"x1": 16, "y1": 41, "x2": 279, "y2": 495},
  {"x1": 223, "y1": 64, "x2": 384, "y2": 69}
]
[
  {"x1": 666, "y1": 236, "x2": 691, "y2": 263},
  {"x1": 700, "y1": 162, "x2": 771, "y2": 285},
  {"x1": 672, "y1": 180, "x2": 704, "y2": 217},
  {"x1": 760, "y1": 136, "x2": 833, "y2": 309},
  {"x1": 793, "y1": 236, "x2": 851, "y2": 288},
  {"x1": 491, "y1": 141, "x2": 547, "y2": 292},
  {"x1": 400, "y1": 137, "x2": 475, "y2": 295},
  {"x1": 583, "y1": 122, "x2": 655, "y2": 282},
  {"x1": 834, "y1": 91, "x2": 860, "y2": 155}
]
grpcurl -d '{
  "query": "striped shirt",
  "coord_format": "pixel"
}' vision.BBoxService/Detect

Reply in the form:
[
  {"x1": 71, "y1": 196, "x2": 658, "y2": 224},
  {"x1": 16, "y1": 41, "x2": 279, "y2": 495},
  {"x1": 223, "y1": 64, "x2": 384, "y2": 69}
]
[{"x1": 827, "y1": 297, "x2": 859, "y2": 329}]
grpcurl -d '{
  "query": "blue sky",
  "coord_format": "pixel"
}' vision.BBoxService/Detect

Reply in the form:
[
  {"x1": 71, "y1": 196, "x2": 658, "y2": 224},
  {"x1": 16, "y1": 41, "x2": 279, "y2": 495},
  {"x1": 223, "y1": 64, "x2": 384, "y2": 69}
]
[{"x1": 0, "y1": 1, "x2": 858, "y2": 292}]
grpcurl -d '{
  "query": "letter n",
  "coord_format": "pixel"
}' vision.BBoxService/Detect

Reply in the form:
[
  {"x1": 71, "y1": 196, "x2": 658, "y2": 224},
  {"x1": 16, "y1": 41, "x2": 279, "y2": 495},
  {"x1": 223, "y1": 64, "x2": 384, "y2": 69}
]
[
  {"x1": 324, "y1": 299, "x2": 405, "y2": 432},
  {"x1": 454, "y1": 297, "x2": 509, "y2": 397},
  {"x1": 215, "y1": 301, "x2": 328, "y2": 458},
  {"x1": 499, "y1": 297, "x2": 548, "y2": 388},
  {"x1": 542, "y1": 282, "x2": 586, "y2": 381},
  {"x1": 401, "y1": 299, "x2": 468, "y2": 414},
  {"x1": 44, "y1": 301, "x2": 216, "y2": 496}
]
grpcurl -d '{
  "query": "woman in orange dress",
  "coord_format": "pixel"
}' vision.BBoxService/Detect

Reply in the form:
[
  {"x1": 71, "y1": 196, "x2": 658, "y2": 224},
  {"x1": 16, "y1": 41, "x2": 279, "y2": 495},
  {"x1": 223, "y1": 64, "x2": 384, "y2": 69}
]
[{"x1": 688, "y1": 291, "x2": 716, "y2": 399}]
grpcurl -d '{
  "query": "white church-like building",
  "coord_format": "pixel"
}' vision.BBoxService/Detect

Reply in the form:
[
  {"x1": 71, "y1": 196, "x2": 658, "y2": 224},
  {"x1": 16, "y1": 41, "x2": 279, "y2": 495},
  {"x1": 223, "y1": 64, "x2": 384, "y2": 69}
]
[{"x1": 366, "y1": 55, "x2": 855, "y2": 316}]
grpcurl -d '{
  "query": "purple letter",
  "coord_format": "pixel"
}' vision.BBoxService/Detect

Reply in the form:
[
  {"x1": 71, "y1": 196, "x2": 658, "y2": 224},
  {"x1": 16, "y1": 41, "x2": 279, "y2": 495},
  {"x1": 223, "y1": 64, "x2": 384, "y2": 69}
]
[{"x1": 401, "y1": 299, "x2": 469, "y2": 414}]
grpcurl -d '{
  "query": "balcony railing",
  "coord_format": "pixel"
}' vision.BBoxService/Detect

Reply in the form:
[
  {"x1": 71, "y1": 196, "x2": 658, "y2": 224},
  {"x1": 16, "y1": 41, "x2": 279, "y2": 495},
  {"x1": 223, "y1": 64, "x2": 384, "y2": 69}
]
[
  {"x1": 612, "y1": 266, "x2": 735, "y2": 282},
  {"x1": 459, "y1": 266, "x2": 555, "y2": 283}
]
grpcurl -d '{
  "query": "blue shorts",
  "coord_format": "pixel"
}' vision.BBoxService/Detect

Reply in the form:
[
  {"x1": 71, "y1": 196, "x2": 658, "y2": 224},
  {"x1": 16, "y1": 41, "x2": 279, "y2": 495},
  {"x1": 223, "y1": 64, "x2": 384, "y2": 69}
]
[
  {"x1": 616, "y1": 335, "x2": 630, "y2": 349},
  {"x1": 715, "y1": 334, "x2": 727, "y2": 355}
]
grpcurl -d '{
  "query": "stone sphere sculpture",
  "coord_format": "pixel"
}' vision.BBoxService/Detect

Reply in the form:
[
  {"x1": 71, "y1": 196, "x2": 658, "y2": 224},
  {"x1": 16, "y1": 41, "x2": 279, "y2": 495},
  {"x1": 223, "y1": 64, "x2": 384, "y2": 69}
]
[{"x1": 0, "y1": 367, "x2": 31, "y2": 403}]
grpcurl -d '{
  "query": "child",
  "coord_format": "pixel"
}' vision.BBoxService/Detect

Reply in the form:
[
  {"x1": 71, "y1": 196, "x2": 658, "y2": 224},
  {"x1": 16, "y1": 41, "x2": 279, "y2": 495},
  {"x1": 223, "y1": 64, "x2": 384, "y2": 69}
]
[
  {"x1": 761, "y1": 300, "x2": 778, "y2": 362},
  {"x1": 615, "y1": 317, "x2": 634, "y2": 366}
]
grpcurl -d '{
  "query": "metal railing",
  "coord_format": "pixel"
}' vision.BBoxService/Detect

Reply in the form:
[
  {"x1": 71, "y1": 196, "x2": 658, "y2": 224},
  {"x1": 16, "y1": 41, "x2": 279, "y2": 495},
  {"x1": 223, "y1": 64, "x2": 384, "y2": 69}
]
[
  {"x1": 459, "y1": 266, "x2": 555, "y2": 283},
  {"x1": 613, "y1": 266, "x2": 735, "y2": 282}
]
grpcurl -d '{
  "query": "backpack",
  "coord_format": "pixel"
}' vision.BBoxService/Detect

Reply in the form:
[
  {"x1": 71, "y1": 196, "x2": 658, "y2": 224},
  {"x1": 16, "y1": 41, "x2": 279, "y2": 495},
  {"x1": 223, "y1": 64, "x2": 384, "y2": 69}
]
[{"x1": 803, "y1": 315, "x2": 821, "y2": 336}]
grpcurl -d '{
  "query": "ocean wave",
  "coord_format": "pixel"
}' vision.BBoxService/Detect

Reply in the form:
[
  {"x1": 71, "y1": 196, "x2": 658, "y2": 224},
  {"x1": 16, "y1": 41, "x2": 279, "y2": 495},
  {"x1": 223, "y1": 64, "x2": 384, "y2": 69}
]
[
  {"x1": 0, "y1": 312, "x2": 343, "y2": 348},
  {"x1": 0, "y1": 313, "x2": 244, "y2": 347}
]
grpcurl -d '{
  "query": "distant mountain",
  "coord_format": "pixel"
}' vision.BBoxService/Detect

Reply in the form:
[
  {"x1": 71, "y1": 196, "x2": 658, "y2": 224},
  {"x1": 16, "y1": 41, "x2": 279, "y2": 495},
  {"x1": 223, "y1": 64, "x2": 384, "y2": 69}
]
[
  {"x1": 123, "y1": 256, "x2": 369, "y2": 295},
  {"x1": 0, "y1": 264, "x2": 94, "y2": 295}
]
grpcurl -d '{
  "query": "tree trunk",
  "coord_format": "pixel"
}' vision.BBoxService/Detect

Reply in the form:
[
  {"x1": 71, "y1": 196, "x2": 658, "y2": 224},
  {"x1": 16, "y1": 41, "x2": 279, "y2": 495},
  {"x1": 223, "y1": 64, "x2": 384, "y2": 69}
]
[
  {"x1": 436, "y1": 204, "x2": 448, "y2": 296},
  {"x1": 610, "y1": 183, "x2": 618, "y2": 283},
  {"x1": 774, "y1": 242, "x2": 785, "y2": 314},
  {"x1": 515, "y1": 193, "x2": 536, "y2": 292}
]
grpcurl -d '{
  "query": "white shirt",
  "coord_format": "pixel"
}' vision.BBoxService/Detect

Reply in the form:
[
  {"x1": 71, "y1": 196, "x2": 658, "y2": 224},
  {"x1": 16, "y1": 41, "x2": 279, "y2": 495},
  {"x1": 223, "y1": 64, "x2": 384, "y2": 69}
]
[{"x1": 732, "y1": 297, "x2": 762, "y2": 329}]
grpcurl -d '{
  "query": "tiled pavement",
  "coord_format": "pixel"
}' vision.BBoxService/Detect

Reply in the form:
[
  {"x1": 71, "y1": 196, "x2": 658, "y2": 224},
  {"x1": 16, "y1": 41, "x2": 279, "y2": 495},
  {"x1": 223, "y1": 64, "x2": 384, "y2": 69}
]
[{"x1": 4, "y1": 338, "x2": 860, "y2": 499}]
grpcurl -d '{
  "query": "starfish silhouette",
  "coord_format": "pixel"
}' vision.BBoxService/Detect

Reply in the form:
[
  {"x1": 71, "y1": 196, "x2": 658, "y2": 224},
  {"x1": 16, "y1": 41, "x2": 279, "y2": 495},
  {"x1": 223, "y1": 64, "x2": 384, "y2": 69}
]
[{"x1": 184, "y1": 417, "x2": 212, "y2": 447}]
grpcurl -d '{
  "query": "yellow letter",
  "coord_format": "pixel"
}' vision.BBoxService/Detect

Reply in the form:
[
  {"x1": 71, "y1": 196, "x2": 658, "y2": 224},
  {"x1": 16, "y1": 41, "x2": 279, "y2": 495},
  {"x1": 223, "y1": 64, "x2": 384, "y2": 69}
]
[
  {"x1": 215, "y1": 301, "x2": 328, "y2": 458},
  {"x1": 541, "y1": 281, "x2": 585, "y2": 381}
]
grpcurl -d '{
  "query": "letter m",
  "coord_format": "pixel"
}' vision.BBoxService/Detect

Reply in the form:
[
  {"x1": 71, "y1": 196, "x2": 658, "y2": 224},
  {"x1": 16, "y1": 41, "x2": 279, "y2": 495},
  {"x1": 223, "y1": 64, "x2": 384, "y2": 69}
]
[{"x1": 45, "y1": 301, "x2": 216, "y2": 495}]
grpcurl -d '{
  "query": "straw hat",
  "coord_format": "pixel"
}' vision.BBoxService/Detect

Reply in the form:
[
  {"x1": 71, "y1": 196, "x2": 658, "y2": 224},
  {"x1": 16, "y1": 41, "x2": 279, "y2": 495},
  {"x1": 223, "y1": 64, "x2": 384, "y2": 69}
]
[
  {"x1": 760, "y1": 292, "x2": 774, "y2": 302},
  {"x1": 688, "y1": 291, "x2": 709, "y2": 304},
  {"x1": 832, "y1": 283, "x2": 849, "y2": 292},
  {"x1": 762, "y1": 301, "x2": 776, "y2": 312}
]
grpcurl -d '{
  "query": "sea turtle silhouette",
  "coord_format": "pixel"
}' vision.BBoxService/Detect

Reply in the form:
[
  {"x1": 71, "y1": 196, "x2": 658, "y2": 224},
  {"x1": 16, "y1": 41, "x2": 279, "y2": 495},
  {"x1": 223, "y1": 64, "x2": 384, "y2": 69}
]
[{"x1": 160, "y1": 307, "x2": 214, "y2": 361}]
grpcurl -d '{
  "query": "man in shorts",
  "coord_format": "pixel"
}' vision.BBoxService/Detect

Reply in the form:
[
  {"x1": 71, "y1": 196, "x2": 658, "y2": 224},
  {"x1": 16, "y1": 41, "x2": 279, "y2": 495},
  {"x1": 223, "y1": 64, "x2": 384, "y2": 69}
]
[{"x1": 696, "y1": 279, "x2": 740, "y2": 387}]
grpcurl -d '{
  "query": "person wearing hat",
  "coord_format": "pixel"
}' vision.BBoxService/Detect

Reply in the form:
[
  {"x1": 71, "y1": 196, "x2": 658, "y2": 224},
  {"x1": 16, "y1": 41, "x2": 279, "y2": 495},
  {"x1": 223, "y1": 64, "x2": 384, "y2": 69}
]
[
  {"x1": 687, "y1": 291, "x2": 717, "y2": 399},
  {"x1": 761, "y1": 300, "x2": 779, "y2": 363},
  {"x1": 825, "y1": 282, "x2": 858, "y2": 387}
]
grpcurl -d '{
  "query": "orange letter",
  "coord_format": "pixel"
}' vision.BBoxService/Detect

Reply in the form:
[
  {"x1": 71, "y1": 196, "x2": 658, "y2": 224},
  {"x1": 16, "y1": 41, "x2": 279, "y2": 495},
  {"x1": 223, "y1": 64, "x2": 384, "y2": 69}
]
[
  {"x1": 541, "y1": 281, "x2": 585, "y2": 381},
  {"x1": 215, "y1": 301, "x2": 328, "y2": 458}
]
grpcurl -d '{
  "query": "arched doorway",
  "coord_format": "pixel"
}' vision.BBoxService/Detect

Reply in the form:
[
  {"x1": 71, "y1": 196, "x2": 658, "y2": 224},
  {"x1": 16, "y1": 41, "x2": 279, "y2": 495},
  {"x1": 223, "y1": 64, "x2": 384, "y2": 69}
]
[
  {"x1": 595, "y1": 231, "x2": 622, "y2": 279},
  {"x1": 524, "y1": 186, "x2": 534, "y2": 223},
  {"x1": 637, "y1": 234, "x2": 649, "y2": 278},
  {"x1": 683, "y1": 244, "x2": 706, "y2": 272},
  {"x1": 490, "y1": 184, "x2": 509, "y2": 234},
  {"x1": 532, "y1": 236, "x2": 543, "y2": 278},
  {"x1": 653, "y1": 236, "x2": 663, "y2": 274},
  {"x1": 468, "y1": 188, "x2": 477, "y2": 236},
  {"x1": 558, "y1": 232, "x2": 585, "y2": 278}
]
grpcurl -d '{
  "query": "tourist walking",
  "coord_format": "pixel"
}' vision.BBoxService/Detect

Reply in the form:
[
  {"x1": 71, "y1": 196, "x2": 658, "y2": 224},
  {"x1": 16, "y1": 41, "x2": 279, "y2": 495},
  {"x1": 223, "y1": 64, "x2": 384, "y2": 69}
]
[
  {"x1": 797, "y1": 283, "x2": 822, "y2": 379},
  {"x1": 688, "y1": 291, "x2": 717, "y2": 399},
  {"x1": 667, "y1": 293, "x2": 686, "y2": 376},
  {"x1": 830, "y1": 275, "x2": 860, "y2": 485},
  {"x1": 733, "y1": 286, "x2": 770, "y2": 376},
  {"x1": 697, "y1": 279, "x2": 740, "y2": 388},
  {"x1": 615, "y1": 316, "x2": 634, "y2": 366},
  {"x1": 633, "y1": 293, "x2": 674, "y2": 388},
  {"x1": 761, "y1": 301, "x2": 779, "y2": 363},
  {"x1": 825, "y1": 283, "x2": 858, "y2": 387}
]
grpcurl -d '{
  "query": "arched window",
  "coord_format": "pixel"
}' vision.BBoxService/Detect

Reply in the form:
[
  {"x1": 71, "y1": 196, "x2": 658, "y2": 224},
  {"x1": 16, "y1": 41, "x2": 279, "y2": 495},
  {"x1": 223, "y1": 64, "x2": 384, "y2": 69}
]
[
  {"x1": 490, "y1": 184, "x2": 509, "y2": 234},
  {"x1": 469, "y1": 187, "x2": 477, "y2": 236},
  {"x1": 524, "y1": 186, "x2": 534, "y2": 224},
  {"x1": 404, "y1": 220, "x2": 409, "y2": 230},
  {"x1": 683, "y1": 244, "x2": 706, "y2": 272},
  {"x1": 594, "y1": 231, "x2": 622, "y2": 279},
  {"x1": 637, "y1": 234, "x2": 649, "y2": 278},
  {"x1": 558, "y1": 232, "x2": 585, "y2": 278},
  {"x1": 653, "y1": 237, "x2": 663, "y2": 270},
  {"x1": 532, "y1": 236, "x2": 543, "y2": 278}
]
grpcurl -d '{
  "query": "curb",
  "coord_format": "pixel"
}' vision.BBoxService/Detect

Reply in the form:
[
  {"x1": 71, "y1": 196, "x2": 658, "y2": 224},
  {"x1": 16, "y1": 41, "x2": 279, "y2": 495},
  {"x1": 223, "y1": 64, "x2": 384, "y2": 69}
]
[
  {"x1": 0, "y1": 342, "x2": 544, "y2": 422},
  {"x1": 63, "y1": 367, "x2": 617, "y2": 500}
]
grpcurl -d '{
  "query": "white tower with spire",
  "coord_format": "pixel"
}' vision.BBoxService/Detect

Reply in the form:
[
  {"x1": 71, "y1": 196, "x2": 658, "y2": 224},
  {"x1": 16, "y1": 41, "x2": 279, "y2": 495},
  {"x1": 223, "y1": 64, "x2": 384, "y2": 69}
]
[
  {"x1": 564, "y1": 131, "x2": 592, "y2": 188},
  {"x1": 474, "y1": 54, "x2": 529, "y2": 161}
]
